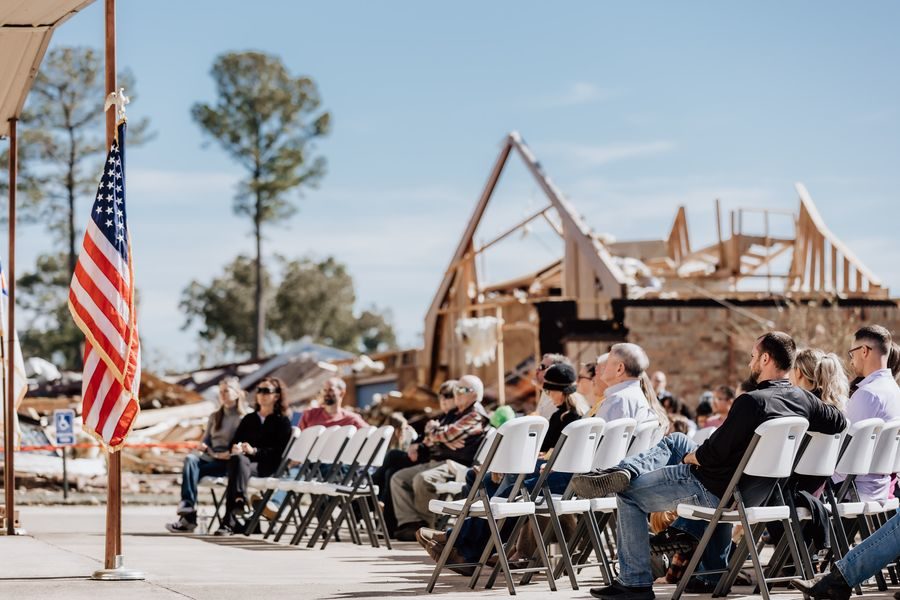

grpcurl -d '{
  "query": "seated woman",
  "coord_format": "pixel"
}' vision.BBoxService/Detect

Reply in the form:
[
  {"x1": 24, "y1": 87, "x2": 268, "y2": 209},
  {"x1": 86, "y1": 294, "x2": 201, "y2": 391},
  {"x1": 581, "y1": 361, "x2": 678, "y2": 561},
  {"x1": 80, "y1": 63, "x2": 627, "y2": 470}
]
[
  {"x1": 215, "y1": 377, "x2": 293, "y2": 536},
  {"x1": 417, "y1": 361, "x2": 587, "y2": 572},
  {"x1": 167, "y1": 377, "x2": 248, "y2": 533}
]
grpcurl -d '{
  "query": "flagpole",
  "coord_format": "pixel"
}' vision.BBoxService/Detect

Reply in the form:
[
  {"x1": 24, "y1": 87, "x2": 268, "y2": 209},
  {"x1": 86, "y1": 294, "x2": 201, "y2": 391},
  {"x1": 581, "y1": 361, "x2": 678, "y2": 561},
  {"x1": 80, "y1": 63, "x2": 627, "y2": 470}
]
[
  {"x1": 91, "y1": 0, "x2": 142, "y2": 580},
  {"x1": 3, "y1": 117, "x2": 16, "y2": 536}
]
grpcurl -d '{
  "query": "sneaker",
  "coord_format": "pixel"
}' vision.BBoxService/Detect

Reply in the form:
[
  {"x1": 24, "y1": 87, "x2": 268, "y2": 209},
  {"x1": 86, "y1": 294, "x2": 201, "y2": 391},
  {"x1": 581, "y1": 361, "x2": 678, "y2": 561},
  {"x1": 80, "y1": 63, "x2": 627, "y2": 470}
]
[
  {"x1": 791, "y1": 571, "x2": 851, "y2": 600},
  {"x1": 176, "y1": 500, "x2": 196, "y2": 516},
  {"x1": 213, "y1": 525, "x2": 234, "y2": 536},
  {"x1": 572, "y1": 468, "x2": 632, "y2": 499},
  {"x1": 165, "y1": 516, "x2": 197, "y2": 534},
  {"x1": 415, "y1": 527, "x2": 448, "y2": 548},
  {"x1": 649, "y1": 528, "x2": 698, "y2": 555},
  {"x1": 590, "y1": 579, "x2": 655, "y2": 600}
]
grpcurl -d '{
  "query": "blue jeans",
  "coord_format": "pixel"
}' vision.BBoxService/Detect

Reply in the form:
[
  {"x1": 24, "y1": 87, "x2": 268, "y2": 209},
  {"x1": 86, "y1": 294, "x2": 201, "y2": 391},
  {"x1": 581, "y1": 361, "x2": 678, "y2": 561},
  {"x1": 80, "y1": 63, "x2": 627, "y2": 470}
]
[
  {"x1": 454, "y1": 460, "x2": 572, "y2": 563},
  {"x1": 835, "y1": 511, "x2": 900, "y2": 587},
  {"x1": 270, "y1": 465, "x2": 302, "y2": 507},
  {"x1": 181, "y1": 454, "x2": 229, "y2": 507},
  {"x1": 616, "y1": 433, "x2": 731, "y2": 587}
]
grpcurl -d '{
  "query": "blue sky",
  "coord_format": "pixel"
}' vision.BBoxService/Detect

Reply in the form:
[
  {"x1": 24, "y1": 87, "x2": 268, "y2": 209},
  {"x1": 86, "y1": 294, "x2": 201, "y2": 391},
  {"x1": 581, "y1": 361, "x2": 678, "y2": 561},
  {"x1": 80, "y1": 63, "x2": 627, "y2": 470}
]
[{"x1": 7, "y1": 1, "x2": 900, "y2": 371}]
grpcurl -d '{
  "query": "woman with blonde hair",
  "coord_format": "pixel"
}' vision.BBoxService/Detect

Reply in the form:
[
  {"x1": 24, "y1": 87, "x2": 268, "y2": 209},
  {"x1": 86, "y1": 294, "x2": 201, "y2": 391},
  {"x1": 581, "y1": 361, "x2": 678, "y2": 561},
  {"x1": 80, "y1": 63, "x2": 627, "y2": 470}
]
[
  {"x1": 167, "y1": 377, "x2": 249, "y2": 533},
  {"x1": 792, "y1": 348, "x2": 849, "y2": 410}
]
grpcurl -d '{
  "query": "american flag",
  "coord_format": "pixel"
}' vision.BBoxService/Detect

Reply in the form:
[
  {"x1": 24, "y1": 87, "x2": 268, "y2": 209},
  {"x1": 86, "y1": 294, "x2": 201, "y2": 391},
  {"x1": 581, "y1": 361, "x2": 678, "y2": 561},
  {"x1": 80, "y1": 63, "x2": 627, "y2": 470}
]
[{"x1": 68, "y1": 122, "x2": 141, "y2": 450}]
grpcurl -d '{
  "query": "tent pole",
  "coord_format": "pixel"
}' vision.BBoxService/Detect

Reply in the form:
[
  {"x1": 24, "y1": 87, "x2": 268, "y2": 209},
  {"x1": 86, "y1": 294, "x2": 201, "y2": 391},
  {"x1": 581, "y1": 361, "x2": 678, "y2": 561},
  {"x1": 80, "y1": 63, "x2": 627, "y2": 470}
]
[{"x1": 4, "y1": 117, "x2": 16, "y2": 536}]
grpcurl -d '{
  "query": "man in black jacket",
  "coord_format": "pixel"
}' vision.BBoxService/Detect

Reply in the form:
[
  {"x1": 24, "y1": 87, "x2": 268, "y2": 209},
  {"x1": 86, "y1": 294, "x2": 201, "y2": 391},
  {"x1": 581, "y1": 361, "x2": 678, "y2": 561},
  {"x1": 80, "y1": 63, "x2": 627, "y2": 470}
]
[{"x1": 573, "y1": 332, "x2": 847, "y2": 600}]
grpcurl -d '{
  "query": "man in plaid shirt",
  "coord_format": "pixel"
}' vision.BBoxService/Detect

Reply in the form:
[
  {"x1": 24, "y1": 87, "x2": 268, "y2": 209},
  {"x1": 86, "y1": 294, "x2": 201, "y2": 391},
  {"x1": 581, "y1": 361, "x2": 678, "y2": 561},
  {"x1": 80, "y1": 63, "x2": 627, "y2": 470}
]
[{"x1": 390, "y1": 375, "x2": 489, "y2": 541}]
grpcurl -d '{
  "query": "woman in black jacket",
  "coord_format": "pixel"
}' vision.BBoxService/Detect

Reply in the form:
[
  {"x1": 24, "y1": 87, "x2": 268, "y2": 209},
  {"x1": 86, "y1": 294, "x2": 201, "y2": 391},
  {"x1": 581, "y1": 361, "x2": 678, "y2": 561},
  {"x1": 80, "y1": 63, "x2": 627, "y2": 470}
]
[{"x1": 216, "y1": 377, "x2": 293, "y2": 535}]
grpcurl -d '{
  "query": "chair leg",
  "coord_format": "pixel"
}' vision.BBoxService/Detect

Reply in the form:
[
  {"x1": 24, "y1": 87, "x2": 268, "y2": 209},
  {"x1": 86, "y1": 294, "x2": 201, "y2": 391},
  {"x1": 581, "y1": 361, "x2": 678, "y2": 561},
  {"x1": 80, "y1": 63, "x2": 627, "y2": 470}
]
[
  {"x1": 357, "y1": 497, "x2": 380, "y2": 548},
  {"x1": 736, "y1": 503, "x2": 769, "y2": 600},
  {"x1": 318, "y1": 496, "x2": 350, "y2": 549},
  {"x1": 208, "y1": 488, "x2": 224, "y2": 531},
  {"x1": 273, "y1": 494, "x2": 297, "y2": 542},
  {"x1": 782, "y1": 518, "x2": 809, "y2": 584},
  {"x1": 263, "y1": 490, "x2": 292, "y2": 539},
  {"x1": 482, "y1": 505, "x2": 518, "y2": 595},
  {"x1": 368, "y1": 484, "x2": 392, "y2": 550},
  {"x1": 591, "y1": 512, "x2": 615, "y2": 584},
  {"x1": 307, "y1": 496, "x2": 341, "y2": 548},
  {"x1": 672, "y1": 509, "x2": 727, "y2": 600},
  {"x1": 526, "y1": 513, "x2": 557, "y2": 591},
  {"x1": 426, "y1": 508, "x2": 468, "y2": 594}
]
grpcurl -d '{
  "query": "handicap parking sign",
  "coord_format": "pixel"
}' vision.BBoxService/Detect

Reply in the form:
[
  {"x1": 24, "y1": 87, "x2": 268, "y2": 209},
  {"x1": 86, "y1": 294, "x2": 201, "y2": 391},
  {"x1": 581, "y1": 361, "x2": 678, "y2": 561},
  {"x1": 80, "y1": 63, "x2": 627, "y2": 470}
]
[{"x1": 54, "y1": 409, "x2": 76, "y2": 446}]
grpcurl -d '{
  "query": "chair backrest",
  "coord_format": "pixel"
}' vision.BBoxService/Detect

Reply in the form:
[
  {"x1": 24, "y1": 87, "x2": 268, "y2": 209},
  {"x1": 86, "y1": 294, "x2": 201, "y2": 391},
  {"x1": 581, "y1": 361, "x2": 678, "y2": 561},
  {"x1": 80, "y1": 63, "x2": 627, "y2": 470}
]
[
  {"x1": 337, "y1": 426, "x2": 375, "y2": 465},
  {"x1": 473, "y1": 427, "x2": 497, "y2": 465},
  {"x1": 693, "y1": 426, "x2": 717, "y2": 445},
  {"x1": 316, "y1": 425, "x2": 357, "y2": 464},
  {"x1": 288, "y1": 425, "x2": 326, "y2": 462},
  {"x1": 794, "y1": 430, "x2": 845, "y2": 477},
  {"x1": 835, "y1": 418, "x2": 883, "y2": 475},
  {"x1": 626, "y1": 419, "x2": 660, "y2": 457},
  {"x1": 591, "y1": 418, "x2": 637, "y2": 470},
  {"x1": 868, "y1": 418, "x2": 900, "y2": 475},
  {"x1": 486, "y1": 416, "x2": 549, "y2": 474},
  {"x1": 550, "y1": 418, "x2": 606, "y2": 473},
  {"x1": 307, "y1": 425, "x2": 340, "y2": 462},
  {"x1": 357, "y1": 425, "x2": 395, "y2": 468},
  {"x1": 744, "y1": 417, "x2": 809, "y2": 478}
]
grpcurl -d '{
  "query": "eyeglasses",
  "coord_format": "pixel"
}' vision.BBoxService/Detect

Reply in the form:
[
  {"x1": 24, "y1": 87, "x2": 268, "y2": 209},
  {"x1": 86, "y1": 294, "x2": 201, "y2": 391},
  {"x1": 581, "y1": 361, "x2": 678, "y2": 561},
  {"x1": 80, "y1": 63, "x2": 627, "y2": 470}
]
[
  {"x1": 454, "y1": 386, "x2": 474, "y2": 395},
  {"x1": 256, "y1": 386, "x2": 278, "y2": 394},
  {"x1": 848, "y1": 345, "x2": 871, "y2": 358}
]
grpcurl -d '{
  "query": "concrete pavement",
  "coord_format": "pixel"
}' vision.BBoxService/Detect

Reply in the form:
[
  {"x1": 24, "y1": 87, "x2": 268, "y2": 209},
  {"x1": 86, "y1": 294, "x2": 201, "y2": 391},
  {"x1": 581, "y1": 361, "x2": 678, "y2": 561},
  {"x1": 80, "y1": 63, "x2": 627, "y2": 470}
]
[{"x1": 0, "y1": 505, "x2": 894, "y2": 599}]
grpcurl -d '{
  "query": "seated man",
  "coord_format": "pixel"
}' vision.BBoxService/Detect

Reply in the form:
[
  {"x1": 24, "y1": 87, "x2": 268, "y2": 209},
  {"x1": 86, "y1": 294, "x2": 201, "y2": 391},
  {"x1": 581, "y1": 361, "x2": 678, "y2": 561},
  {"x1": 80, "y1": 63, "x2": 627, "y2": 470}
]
[
  {"x1": 839, "y1": 325, "x2": 900, "y2": 500},
  {"x1": 572, "y1": 331, "x2": 847, "y2": 600},
  {"x1": 298, "y1": 377, "x2": 368, "y2": 429},
  {"x1": 390, "y1": 375, "x2": 488, "y2": 541}
]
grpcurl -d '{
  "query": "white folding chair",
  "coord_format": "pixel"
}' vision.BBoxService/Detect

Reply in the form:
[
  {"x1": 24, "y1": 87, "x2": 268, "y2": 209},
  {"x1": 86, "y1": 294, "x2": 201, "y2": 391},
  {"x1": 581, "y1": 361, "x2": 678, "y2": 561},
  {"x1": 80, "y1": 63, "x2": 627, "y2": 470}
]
[
  {"x1": 263, "y1": 425, "x2": 338, "y2": 539},
  {"x1": 314, "y1": 425, "x2": 396, "y2": 550},
  {"x1": 272, "y1": 425, "x2": 355, "y2": 543},
  {"x1": 565, "y1": 417, "x2": 638, "y2": 583},
  {"x1": 728, "y1": 429, "x2": 845, "y2": 594},
  {"x1": 672, "y1": 416, "x2": 810, "y2": 600},
  {"x1": 289, "y1": 426, "x2": 373, "y2": 546},
  {"x1": 822, "y1": 417, "x2": 883, "y2": 574},
  {"x1": 425, "y1": 416, "x2": 550, "y2": 595},
  {"x1": 507, "y1": 417, "x2": 606, "y2": 591},
  {"x1": 626, "y1": 419, "x2": 661, "y2": 458},
  {"x1": 243, "y1": 425, "x2": 325, "y2": 535}
]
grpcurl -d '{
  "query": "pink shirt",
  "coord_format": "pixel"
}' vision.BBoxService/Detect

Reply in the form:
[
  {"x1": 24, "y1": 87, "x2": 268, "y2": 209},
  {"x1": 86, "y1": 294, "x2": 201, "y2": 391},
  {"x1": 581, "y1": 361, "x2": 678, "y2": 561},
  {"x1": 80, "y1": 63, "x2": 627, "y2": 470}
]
[{"x1": 298, "y1": 406, "x2": 367, "y2": 429}]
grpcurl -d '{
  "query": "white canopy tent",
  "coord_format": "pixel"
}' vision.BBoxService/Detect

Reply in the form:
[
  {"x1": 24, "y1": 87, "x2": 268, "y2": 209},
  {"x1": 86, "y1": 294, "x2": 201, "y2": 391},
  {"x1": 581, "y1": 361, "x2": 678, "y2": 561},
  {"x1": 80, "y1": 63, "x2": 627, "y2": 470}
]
[{"x1": 0, "y1": 1, "x2": 95, "y2": 137}]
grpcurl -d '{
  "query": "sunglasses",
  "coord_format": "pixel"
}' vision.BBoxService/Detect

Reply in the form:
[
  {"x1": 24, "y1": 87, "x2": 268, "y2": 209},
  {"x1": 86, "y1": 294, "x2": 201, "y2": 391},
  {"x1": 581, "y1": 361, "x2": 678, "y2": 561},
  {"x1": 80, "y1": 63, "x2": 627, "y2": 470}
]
[
  {"x1": 454, "y1": 386, "x2": 475, "y2": 395},
  {"x1": 256, "y1": 386, "x2": 278, "y2": 394},
  {"x1": 439, "y1": 391, "x2": 455, "y2": 399}
]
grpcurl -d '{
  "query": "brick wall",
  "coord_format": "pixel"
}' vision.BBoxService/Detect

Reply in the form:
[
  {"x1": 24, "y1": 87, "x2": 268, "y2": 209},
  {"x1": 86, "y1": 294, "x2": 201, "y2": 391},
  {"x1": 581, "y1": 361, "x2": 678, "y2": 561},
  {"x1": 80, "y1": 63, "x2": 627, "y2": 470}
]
[{"x1": 623, "y1": 299, "x2": 900, "y2": 408}]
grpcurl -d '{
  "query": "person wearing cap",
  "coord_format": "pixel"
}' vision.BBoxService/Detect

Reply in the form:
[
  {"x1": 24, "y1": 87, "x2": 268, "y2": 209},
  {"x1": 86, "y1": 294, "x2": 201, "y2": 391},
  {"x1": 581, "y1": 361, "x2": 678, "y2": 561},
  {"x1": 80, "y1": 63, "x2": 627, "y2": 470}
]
[
  {"x1": 417, "y1": 359, "x2": 589, "y2": 573},
  {"x1": 374, "y1": 379, "x2": 458, "y2": 537},
  {"x1": 167, "y1": 377, "x2": 250, "y2": 533},
  {"x1": 390, "y1": 375, "x2": 489, "y2": 541}
]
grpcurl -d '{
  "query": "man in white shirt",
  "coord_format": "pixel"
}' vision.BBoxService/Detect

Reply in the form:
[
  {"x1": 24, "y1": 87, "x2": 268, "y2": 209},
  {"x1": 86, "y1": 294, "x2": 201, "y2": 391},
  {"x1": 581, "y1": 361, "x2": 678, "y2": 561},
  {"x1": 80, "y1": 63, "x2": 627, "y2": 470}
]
[
  {"x1": 595, "y1": 343, "x2": 654, "y2": 423},
  {"x1": 844, "y1": 324, "x2": 900, "y2": 500}
]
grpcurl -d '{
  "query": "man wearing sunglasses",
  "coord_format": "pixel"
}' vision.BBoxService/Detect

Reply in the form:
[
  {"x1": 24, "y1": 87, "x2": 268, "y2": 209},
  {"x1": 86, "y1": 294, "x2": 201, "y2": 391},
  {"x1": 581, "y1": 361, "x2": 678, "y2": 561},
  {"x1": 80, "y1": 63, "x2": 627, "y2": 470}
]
[
  {"x1": 298, "y1": 377, "x2": 367, "y2": 429},
  {"x1": 390, "y1": 374, "x2": 489, "y2": 541},
  {"x1": 840, "y1": 325, "x2": 900, "y2": 500}
]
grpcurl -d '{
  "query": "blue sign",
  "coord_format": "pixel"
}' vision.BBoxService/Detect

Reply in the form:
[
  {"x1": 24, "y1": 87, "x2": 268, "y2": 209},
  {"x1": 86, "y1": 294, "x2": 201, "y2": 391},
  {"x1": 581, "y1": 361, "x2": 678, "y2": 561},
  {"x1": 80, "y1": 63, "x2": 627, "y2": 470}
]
[{"x1": 54, "y1": 409, "x2": 76, "y2": 446}]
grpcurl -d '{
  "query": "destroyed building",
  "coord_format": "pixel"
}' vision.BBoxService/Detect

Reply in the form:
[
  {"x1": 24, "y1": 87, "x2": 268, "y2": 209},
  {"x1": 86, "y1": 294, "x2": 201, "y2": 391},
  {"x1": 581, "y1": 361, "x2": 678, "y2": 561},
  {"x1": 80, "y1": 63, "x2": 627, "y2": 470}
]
[{"x1": 415, "y1": 132, "x2": 898, "y2": 408}]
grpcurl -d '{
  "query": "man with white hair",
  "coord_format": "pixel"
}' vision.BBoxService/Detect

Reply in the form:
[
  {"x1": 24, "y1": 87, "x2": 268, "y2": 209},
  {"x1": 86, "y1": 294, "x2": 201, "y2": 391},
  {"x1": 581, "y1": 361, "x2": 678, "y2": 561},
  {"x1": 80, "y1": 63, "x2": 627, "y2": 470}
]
[
  {"x1": 594, "y1": 343, "x2": 654, "y2": 423},
  {"x1": 390, "y1": 374, "x2": 489, "y2": 540}
]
